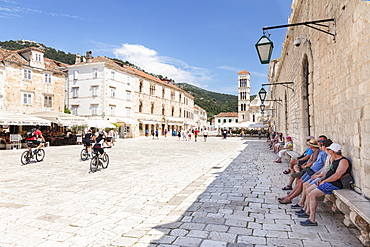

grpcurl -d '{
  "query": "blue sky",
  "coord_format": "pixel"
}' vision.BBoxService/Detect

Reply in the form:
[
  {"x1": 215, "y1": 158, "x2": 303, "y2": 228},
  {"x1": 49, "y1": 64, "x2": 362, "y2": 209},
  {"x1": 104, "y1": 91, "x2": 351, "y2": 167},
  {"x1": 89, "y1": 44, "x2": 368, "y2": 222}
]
[{"x1": 0, "y1": 0, "x2": 292, "y2": 95}]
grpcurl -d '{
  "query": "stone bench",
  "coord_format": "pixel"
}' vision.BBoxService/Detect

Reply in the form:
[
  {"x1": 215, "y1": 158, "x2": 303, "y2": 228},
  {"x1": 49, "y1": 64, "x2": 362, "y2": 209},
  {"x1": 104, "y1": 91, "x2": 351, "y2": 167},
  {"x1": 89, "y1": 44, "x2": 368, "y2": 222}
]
[
  {"x1": 285, "y1": 150, "x2": 300, "y2": 160},
  {"x1": 329, "y1": 189, "x2": 370, "y2": 246}
]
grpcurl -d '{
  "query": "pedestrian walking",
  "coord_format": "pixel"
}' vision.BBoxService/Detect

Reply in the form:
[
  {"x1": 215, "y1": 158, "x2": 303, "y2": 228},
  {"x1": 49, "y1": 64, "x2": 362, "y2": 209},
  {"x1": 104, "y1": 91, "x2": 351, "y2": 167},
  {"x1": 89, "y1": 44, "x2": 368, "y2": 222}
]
[
  {"x1": 177, "y1": 129, "x2": 181, "y2": 141},
  {"x1": 181, "y1": 129, "x2": 187, "y2": 141},
  {"x1": 203, "y1": 128, "x2": 208, "y2": 142},
  {"x1": 194, "y1": 128, "x2": 199, "y2": 142},
  {"x1": 155, "y1": 129, "x2": 159, "y2": 139},
  {"x1": 187, "y1": 130, "x2": 192, "y2": 141}
]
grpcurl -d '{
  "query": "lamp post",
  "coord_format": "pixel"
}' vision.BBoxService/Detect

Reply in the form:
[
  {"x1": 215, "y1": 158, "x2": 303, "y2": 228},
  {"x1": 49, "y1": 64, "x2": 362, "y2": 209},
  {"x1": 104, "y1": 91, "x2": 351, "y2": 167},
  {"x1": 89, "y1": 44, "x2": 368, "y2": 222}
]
[{"x1": 255, "y1": 35, "x2": 274, "y2": 64}]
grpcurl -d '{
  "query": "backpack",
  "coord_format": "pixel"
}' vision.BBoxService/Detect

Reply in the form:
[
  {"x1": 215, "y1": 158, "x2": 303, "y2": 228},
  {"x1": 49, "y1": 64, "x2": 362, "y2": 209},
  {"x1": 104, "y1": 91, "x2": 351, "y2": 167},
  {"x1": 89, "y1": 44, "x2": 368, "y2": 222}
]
[{"x1": 27, "y1": 128, "x2": 37, "y2": 138}]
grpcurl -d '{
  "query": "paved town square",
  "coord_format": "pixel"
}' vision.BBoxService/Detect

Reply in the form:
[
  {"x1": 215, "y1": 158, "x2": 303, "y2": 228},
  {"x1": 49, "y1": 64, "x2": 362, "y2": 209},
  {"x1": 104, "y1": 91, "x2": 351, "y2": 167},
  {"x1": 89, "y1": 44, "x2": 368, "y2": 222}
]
[{"x1": 0, "y1": 137, "x2": 363, "y2": 247}]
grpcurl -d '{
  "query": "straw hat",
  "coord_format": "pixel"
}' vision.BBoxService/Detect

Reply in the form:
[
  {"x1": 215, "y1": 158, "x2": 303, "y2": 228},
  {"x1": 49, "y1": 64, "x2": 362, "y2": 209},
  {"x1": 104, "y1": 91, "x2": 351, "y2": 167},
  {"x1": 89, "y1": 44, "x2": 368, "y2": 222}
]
[{"x1": 307, "y1": 138, "x2": 319, "y2": 147}]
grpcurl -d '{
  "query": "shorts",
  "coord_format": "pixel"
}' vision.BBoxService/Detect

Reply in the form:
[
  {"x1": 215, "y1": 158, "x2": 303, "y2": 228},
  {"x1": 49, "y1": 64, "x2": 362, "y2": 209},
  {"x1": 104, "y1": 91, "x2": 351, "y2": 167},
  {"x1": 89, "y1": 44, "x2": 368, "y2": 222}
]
[
  {"x1": 93, "y1": 146, "x2": 104, "y2": 155},
  {"x1": 27, "y1": 140, "x2": 40, "y2": 147},
  {"x1": 309, "y1": 178, "x2": 321, "y2": 184},
  {"x1": 83, "y1": 141, "x2": 92, "y2": 147},
  {"x1": 301, "y1": 173, "x2": 311, "y2": 183},
  {"x1": 298, "y1": 160, "x2": 307, "y2": 170},
  {"x1": 317, "y1": 182, "x2": 339, "y2": 194},
  {"x1": 204, "y1": 135, "x2": 208, "y2": 138}
]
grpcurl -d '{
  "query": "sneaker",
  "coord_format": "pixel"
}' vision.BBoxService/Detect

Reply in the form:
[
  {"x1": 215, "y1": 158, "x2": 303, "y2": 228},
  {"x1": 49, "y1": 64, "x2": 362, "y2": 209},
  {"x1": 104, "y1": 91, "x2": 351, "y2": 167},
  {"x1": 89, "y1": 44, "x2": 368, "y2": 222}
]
[
  {"x1": 291, "y1": 203, "x2": 302, "y2": 209},
  {"x1": 295, "y1": 209, "x2": 305, "y2": 214},
  {"x1": 297, "y1": 212, "x2": 310, "y2": 218},
  {"x1": 300, "y1": 219, "x2": 318, "y2": 226}
]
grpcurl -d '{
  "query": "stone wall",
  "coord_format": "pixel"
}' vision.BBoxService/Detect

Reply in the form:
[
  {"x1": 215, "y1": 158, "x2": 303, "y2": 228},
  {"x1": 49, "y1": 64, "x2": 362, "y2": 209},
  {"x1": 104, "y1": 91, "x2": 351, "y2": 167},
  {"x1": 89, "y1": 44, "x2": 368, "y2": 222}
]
[
  {"x1": 269, "y1": 0, "x2": 370, "y2": 197},
  {"x1": 4, "y1": 63, "x2": 65, "y2": 113}
]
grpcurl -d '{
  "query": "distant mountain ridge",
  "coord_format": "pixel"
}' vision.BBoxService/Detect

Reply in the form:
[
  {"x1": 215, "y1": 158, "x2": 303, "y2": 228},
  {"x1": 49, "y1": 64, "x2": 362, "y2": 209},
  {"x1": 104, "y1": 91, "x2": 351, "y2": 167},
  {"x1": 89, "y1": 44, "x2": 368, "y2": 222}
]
[{"x1": 0, "y1": 40, "x2": 255, "y2": 118}]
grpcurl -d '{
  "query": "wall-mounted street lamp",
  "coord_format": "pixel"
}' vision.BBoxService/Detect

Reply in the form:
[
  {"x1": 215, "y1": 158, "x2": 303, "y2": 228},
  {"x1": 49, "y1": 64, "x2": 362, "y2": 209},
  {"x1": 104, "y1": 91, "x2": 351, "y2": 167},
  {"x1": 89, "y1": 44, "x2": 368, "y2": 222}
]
[
  {"x1": 258, "y1": 88, "x2": 267, "y2": 103},
  {"x1": 255, "y1": 19, "x2": 335, "y2": 65},
  {"x1": 260, "y1": 104, "x2": 265, "y2": 115},
  {"x1": 255, "y1": 35, "x2": 274, "y2": 64}
]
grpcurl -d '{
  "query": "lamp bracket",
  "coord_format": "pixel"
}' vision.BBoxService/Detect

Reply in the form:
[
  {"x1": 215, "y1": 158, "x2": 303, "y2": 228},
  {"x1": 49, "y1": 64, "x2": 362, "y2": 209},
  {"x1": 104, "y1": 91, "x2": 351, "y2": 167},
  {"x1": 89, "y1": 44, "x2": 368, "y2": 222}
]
[
  {"x1": 262, "y1": 82, "x2": 294, "y2": 92},
  {"x1": 262, "y1": 18, "x2": 336, "y2": 41}
]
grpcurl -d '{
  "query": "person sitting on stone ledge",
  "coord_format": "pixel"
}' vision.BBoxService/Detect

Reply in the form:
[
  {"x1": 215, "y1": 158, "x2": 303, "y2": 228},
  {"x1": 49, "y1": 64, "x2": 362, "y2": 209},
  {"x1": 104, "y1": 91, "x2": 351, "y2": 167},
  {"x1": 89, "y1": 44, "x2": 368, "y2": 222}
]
[
  {"x1": 299, "y1": 143, "x2": 352, "y2": 226},
  {"x1": 282, "y1": 136, "x2": 314, "y2": 176},
  {"x1": 282, "y1": 138, "x2": 320, "y2": 190},
  {"x1": 279, "y1": 137, "x2": 328, "y2": 204},
  {"x1": 291, "y1": 139, "x2": 333, "y2": 212},
  {"x1": 274, "y1": 136, "x2": 293, "y2": 163},
  {"x1": 273, "y1": 132, "x2": 285, "y2": 154}
]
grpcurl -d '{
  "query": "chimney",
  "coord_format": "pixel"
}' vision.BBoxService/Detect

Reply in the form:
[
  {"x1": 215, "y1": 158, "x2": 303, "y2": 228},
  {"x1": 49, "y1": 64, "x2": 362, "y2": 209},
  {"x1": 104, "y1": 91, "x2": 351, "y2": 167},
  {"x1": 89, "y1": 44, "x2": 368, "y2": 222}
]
[
  {"x1": 75, "y1": 53, "x2": 81, "y2": 64},
  {"x1": 86, "y1": 51, "x2": 92, "y2": 63}
]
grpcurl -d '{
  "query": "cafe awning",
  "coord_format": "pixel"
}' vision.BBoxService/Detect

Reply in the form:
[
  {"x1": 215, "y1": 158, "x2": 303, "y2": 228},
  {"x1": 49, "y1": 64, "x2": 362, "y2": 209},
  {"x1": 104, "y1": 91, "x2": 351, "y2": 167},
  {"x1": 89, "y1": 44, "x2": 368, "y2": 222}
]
[
  {"x1": 31, "y1": 112, "x2": 87, "y2": 126},
  {"x1": 87, "y1": 119, "x2": 115, "y2": 129},
  {"x1": 139, "y1": 120, "x2": 160, "y2": 125},
  {"x1": 0, "y1": 111, "x2": 51, "y2": 126},
  {"x1": 248, "y1": 123, "x2": 269, "y2": 128}
]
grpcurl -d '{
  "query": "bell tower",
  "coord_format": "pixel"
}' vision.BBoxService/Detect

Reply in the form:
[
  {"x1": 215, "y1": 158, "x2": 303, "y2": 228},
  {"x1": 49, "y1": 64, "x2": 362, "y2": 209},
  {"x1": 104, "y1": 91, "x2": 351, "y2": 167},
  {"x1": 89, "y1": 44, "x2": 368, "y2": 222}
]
[{"x1": 238, "y1": 70, "x2": 250, "y2": 122}]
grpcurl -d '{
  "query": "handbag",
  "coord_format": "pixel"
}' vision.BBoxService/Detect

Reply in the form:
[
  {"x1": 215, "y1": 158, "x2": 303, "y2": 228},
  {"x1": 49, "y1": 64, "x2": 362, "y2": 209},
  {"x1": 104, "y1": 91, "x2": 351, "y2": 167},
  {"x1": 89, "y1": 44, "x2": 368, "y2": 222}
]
[{"x1": 340, "y1": 173, "x2": 354, "y2": 187}]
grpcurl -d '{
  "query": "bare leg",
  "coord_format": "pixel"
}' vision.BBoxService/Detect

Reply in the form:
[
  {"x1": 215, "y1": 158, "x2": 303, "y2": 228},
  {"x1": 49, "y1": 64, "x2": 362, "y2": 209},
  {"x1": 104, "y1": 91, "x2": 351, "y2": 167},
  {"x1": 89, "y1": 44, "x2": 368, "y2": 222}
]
[
  {"x1": 284, "y1": 180, "x2": 303, "y2": 201},
  {"x1": 307, "y1": 188, "x2": 325, "y2": 223}
]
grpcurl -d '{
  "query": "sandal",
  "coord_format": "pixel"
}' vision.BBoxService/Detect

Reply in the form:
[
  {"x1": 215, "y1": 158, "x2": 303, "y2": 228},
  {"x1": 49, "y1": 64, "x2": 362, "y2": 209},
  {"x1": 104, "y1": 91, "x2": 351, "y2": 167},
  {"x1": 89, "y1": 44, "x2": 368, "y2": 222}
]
[
  {"x1": 282, "y1": 185, "x2": 293, "y2": 190},
  {"x1": 278, "y1": 198, "x2": 292, "y2": 204},
  {"x1": 275, "y1": 160, "x2": 282, "y2": 163},
  {"x1": 283, "y1": 169, "x2": 291, "y2": 174},
  {"x1": 278, "y1": 197, "x2": 286, "y2": 200}
]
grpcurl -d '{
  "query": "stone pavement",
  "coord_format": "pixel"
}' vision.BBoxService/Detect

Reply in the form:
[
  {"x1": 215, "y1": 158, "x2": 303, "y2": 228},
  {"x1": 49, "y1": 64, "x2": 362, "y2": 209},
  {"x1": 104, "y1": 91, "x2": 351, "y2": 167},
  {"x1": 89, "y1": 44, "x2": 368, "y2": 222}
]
[{"x1": 0, "y1": 137, "x2": 363, "y2": 247}]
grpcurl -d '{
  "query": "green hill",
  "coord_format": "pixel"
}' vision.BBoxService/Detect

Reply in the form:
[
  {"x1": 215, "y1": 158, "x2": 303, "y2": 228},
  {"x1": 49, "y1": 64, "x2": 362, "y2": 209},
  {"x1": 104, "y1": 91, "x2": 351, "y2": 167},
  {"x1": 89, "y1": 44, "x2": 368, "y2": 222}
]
[{"x1": 0, "y1": 40, "x2": 77, "y2": 65}]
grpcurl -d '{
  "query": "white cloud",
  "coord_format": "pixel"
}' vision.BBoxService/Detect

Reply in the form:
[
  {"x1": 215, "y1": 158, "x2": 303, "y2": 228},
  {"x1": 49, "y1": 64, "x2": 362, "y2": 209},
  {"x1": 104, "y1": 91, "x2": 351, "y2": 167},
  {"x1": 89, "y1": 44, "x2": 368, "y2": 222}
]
[
  {"x1": 217, "y1": 65, "x2": 241, "y2": 72},
  {"x1": 113, "y1": 44, "x2": 213, "y2": 87},
  {"x1": 250, "y1": 71, "x2": 267, "y2": 78}
]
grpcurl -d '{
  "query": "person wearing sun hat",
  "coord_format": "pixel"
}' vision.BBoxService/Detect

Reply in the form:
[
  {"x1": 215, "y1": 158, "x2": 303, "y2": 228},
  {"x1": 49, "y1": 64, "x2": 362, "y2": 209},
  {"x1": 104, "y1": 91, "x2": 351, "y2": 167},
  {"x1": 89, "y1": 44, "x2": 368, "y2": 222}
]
[
  {"x1": 274, "y1": 136, "x2": 293, "y2": 163},
  {"x1": 282, "y1": 136, "x2": 315, "y2": 175},
  {"x1": 300, "y1": 142, "x2": 352, "y2": 226},
  {"x1": 279, "y1": 137, "x2": 323, "y2": 202}
]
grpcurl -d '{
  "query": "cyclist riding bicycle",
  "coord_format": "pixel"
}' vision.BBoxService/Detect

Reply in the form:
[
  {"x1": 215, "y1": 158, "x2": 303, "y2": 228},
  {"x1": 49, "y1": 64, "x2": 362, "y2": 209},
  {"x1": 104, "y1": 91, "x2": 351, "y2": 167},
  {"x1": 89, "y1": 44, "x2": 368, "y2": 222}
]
[
  {"x1": 26, "y1": 125, "x2": 45, "y2": 153},
  {"x1": 92, "y1": 131, "x2": 111, "y2": 159},
  {"x1": 83, "y1": 129, "x2": 95, "y2": 157}
]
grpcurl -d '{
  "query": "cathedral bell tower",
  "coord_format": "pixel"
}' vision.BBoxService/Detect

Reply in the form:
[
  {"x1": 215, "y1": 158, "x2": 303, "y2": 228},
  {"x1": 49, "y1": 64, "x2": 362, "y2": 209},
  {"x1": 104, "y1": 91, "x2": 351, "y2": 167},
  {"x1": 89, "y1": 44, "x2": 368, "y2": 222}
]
[{"x1": 238, "y1": 70, "x2": 251, "y2": 122}]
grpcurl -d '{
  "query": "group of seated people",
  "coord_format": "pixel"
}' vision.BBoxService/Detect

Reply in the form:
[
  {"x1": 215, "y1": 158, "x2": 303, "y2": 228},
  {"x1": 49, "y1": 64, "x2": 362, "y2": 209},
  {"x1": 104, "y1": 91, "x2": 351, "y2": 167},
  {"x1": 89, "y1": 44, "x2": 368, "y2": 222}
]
[{"x1": 273, "y1": 134, "x2": 352, "y2": 226}]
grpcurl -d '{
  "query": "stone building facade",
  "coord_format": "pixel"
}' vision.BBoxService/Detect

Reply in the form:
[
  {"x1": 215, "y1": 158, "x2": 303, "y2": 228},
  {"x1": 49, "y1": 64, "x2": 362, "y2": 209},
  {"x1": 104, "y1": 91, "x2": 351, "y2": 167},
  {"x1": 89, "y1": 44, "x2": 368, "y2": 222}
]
[
  {"x1": 67, "y1": 53, "x2": 203, "y2": 137},
  {"x1": 267, "y1": 0, "x2": 370, "y2": 197},
  {"x1": 0, "y1": 47, "x2": 67, "y2": 114}
]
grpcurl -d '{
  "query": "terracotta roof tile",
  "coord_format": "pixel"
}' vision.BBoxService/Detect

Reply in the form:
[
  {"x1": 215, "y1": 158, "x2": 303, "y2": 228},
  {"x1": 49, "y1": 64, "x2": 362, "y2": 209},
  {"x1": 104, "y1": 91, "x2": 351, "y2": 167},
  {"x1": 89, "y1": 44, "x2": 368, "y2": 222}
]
[
  {"x1": 73, "y1": 56, "x2": 194, "y2": 99},
  {"x1": 0, "y1": 47, "x2": 66, "y2": 74},
  {"x1": 238, "y1": 70, "x2": 250, "y2": 74},
  {"x1": 215, "y1": 112, "x2": 238, "y2": 117}
]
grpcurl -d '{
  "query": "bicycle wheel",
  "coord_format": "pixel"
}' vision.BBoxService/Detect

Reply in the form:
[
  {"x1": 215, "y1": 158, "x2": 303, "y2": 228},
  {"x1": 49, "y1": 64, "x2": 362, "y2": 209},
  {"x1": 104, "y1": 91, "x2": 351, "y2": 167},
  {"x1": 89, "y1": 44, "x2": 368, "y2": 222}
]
[
  {"x1": 80, "y1": 148, "x2": 89, "y2": 161},
  {"x1": 35, "y1": 149, "x2": 45, "y2": 162},
  {"x1": 90, "y1": 157, "x2": 98, "y2": 173},
  {"x1": 21, "y1": 151, "x2": 31, "y2": 165},
  {"x1": 101, "y1": 153, "x2": 109, "y2": 169}
]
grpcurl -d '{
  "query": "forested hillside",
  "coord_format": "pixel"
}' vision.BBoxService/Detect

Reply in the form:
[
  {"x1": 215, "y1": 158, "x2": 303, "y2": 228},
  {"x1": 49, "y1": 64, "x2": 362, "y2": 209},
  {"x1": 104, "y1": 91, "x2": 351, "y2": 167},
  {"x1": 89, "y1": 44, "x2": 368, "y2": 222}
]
[{"x1": 0, "y1": 40, "x2": 76, "y2": 65}]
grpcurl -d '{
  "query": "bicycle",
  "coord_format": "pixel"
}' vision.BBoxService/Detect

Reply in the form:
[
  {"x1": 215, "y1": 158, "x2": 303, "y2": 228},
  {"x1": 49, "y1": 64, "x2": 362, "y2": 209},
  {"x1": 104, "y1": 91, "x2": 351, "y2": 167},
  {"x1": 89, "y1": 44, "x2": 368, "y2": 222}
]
[
  {"x1": 21, "y1": 142, "x2": 45, "y2": 165},
  {"x1": 80, "y1": 143, "x2": 91, "y2": 161},
  {"x1": 90, "y1": 147, "x2": 110, "y2": 173}
]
